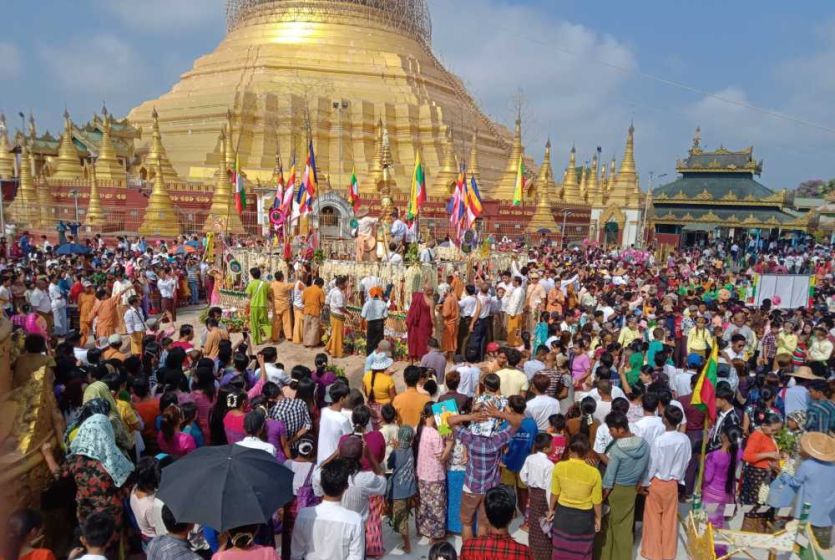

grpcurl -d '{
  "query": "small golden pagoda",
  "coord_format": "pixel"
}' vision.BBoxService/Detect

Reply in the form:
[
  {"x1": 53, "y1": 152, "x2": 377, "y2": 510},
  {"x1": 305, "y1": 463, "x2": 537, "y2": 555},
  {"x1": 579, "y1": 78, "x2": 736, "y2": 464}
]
[
  {"x1": 92, "y1": 107, "x2": 127, "y2": 184},
  {"x1": 533, "y1": 139, "x2": 558, "y2": 201},
  {"x1": 434, "y1": 127, "x2": 458, "y2": 195},
  {"x1": 494, "y1": 116, "x2": 524, "y2": 201},
  {"x1": 587, "y1": 154, "x2": 605, "y2": 206},
  {"x1": 579, "y1": 164, "x2": 589, "y2": 202},
  {"x1": 467, "y1": 129, "x2": 480, "y2": 185},
  {"x1": 7, "y1": 143, "x2": 38, "y2": 228},
  {"x1": 50, "y1": 109, "x2": 84, "y2": 181},
  {"x1": 0, "y1": 114, "x2": 16, "y2": 179},
  {"x1": 562, "y1": 146, "x2": 582, "y2": 203},
  {"x1": 526, "y1": 189, "x2": 561, "y2": 233},
  {"x1": 141, "y1": 108, "x2": 180, "y2": 182},
  {"x1": 36, "y1": 175, "x2": 53, "y2": 229},
  {"x1": 84, "y1": 163, "x2": 106, "y2": 227},
  {"x1": 139, "y1": 161, "x2": 181, "y2": 237},
  {"x1": 203, "y1": 127, "x2": 245, "y2": 234},
  {"x1": 607, "y1": 124, "x2": 640, "y2": 207}
]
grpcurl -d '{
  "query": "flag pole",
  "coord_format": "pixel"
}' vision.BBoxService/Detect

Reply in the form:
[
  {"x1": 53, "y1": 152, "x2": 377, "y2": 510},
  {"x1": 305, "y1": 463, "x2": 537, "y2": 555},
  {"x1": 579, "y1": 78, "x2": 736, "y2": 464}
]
[{"x1": 691, "y1": 338, "x2": 717, "y2": 512}]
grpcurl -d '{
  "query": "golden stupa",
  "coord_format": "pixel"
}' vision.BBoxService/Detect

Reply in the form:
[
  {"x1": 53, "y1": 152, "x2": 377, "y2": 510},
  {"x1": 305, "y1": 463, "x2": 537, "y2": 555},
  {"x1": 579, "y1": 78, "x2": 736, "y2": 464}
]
[{"x1": 127, "y1": 0, "x2": 517, "y2": 199}]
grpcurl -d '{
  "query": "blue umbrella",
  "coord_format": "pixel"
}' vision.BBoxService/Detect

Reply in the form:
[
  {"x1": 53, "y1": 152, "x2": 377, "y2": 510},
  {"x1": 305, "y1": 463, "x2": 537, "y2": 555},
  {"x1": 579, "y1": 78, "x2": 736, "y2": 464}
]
[{"x1": 55, "y1": 243, "x2": 91, "y2": 255}]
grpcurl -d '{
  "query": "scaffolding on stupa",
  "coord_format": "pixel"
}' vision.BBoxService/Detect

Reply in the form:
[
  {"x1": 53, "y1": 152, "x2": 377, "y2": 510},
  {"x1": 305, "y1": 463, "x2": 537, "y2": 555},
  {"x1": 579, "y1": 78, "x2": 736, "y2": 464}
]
[{"x1": 225, "y1": 0, "x2": 432, "y2": 44}]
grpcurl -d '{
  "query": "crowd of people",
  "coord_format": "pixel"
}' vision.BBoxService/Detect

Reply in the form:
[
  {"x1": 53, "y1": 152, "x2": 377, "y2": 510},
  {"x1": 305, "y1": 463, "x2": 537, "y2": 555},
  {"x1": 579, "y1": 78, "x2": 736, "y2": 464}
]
[{"x1": 2, "y1": 229, "x2": 835, "y2": 560}]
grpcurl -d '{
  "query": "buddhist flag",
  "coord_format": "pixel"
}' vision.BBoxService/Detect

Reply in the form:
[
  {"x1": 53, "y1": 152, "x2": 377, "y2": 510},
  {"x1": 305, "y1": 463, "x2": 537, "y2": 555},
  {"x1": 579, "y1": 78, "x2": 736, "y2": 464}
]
[
  {"x1": 233, "y1": 154, "x2": 246, "y2": 216},
  {"x1": 691, "y1": 340, "x2": 719, "y2": 421},
  {"x1": 465, "y1": 173, "x2": 483, "y2": 218},
  {"x1": 300, "y1": 140, "x2": 318, "y2": 214},
  {"x1": 348, "y1": 167, "x2": 360, "y2": 210},
  {"x1": 407, "y1": 151, "x2": 427, "y2": 220},
  {"x1": 512, "y1": 158, "x2": 525, "y2": 206}
]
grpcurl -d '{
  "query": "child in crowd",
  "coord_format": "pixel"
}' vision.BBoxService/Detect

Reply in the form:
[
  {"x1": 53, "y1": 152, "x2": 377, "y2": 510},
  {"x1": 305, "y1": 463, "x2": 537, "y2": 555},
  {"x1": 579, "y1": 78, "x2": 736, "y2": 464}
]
[
  {"x1": 281, "y1": 435, "x2": 317, "y2": 560},
  {"x1": 546, "y1": 413, "x2": 568, "y2": 463},
  {"x1": 388, "y1": 426, "x2": 417, "y2": 554},
  {"x1": 379, "y1": 403, "x2": 399, "y2": 472},
  {"x1": 129, "y1": 457, "x2": 163, "y2": 548},
  {"x1": 520, "y1": 432, "x2": 555, "y2": 558},
  {"x1": 179, "y1": 401, "x2": 204, "y2": 448},
  {"x1": 470, "y1": 373, "x2": 507, "y2": 437}
]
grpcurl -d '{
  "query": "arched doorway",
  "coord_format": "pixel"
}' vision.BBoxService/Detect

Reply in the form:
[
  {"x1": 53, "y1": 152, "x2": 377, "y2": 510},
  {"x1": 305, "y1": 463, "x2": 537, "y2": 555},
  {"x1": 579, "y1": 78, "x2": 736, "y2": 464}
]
[
  {"x1": 604, "y1": 221, "x2": 619, "y2": 246},
  {"x1": 312, "y1": 191, "x2": 354, "y2": 238}
]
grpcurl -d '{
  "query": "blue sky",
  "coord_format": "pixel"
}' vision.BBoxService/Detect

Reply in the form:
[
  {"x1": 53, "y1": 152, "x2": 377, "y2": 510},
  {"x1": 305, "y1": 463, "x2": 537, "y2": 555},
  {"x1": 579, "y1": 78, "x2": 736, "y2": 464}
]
[{"x1": 2, "y1": 0, "x2": 835, "y2": 188}]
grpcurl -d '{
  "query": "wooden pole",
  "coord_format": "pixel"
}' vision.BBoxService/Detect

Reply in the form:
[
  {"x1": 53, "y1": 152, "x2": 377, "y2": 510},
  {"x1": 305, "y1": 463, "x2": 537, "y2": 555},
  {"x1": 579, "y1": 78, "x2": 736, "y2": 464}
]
[{"x1": 692, "y1": 423, "x2": 711, "y2": 512}]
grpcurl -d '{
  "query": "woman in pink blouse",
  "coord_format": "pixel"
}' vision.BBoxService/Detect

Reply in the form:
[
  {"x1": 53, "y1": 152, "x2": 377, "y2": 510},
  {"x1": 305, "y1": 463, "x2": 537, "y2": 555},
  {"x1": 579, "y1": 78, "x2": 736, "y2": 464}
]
[
  {"x1": 157, "y1": 404, "x2": 197, "y2": 458},
  {"x1": 414, "y1": 402, "x2": 453, "y2": 543}
]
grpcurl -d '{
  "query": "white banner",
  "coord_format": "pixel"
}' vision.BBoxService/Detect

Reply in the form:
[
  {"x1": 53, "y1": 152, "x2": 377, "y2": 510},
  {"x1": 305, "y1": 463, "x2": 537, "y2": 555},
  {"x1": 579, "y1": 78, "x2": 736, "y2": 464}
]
[{"x1": 754, "y1": 274, "x2": 810, "y2": 309}]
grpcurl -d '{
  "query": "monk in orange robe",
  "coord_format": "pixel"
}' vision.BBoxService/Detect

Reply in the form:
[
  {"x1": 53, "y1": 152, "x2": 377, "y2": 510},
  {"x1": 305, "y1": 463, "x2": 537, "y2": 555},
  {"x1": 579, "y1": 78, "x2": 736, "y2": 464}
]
[
  {"x1": 546, "y1": 286, "x2": 564, "y2": 315},
  {"x1": 77, "y1": 283, "x2": 97, "y2": 347},
  {"x1": 440, "y1": 288, "x2": 459, "y2": 360},
  {"x1": 91, "y1": 284, "x2": 133, "y2": 340}
]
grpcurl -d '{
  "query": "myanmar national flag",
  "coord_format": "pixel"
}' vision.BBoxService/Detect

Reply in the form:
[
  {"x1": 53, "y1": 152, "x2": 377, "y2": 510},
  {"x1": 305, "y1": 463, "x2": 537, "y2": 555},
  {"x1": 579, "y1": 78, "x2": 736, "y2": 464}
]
[
  {"x1": 512, "y1": 158, "x2": 525, "y2": 206},
  {"x1": 233, "y1": 154, "x2": 246, "y2": 216},
  {"x1": 407, "y1": 151, "x2": 427, "y2": 220},
  {"x1": 348, "y1": 167, "x2": 360, "y2": 210},
  {"x1": 691, "y1": 341, "x2": 719, "y2": 421}
]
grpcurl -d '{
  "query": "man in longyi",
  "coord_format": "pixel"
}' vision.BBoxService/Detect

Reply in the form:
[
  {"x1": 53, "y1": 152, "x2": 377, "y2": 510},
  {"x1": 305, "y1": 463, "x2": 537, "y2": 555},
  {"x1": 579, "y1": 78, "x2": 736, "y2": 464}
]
[{"x1": 270, "y1": 270, "x2": 294, "y2": 343}]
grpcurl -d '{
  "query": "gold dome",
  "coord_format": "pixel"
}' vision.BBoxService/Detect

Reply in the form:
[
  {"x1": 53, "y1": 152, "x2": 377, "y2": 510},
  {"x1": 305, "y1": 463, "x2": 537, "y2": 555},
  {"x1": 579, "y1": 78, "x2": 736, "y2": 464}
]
[{"x1": 129, "y1": 0, "x2": 515, "y2": 197}]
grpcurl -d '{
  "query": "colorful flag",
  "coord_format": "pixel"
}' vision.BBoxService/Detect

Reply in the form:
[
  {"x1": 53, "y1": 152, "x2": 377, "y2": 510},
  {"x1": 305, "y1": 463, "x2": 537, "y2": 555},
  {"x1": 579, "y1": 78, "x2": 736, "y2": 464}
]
[
  {"x1": 465, "y1": 173, "x2": 483, "y2": 227},
  {"x1": 446, "y1": 168, "x2": 466, "y2": 242},
  {"x1": 347, "y1": 167, "x2": 360, "y2": 210},
  {"x1": 407, "y1": 151, "x2": 426, "y2": 220},
  {"x1": 691, "y1": 341, "x2": 719, "y2": 421},
  {"x1": 233, "y1": 154, "x2": 246, "y2": 216},
  {"x1": 280, "y1": 158, "x2": 296, "y2": 216},
  {"x1": 300, "y1": 140, "x2": 317, "y2": 214},
  {"x1": 272, "y1": 159, "x2": 285, "y2": 210},
  {"x1": 512, "y1": 158, "x2": 525, "y2": 206}
]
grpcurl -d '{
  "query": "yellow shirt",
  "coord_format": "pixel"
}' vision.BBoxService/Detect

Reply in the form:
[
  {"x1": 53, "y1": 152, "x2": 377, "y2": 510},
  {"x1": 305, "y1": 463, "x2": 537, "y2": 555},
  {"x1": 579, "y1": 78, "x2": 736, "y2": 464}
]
[
  {"x1": 551, "y1": 458, "x2": 603, "y2": 510},
  {"x1": 495, "y1": 368, "x2": 529, "y2": 397},
  {"x1": 687, "y1": 328, "x2": 710, "y2": 353},
  {"x1": 617, "y1": 327, "x2": 640, "y2": 348},
  {"x1": 363, "y1": 370, "x2": 395, "y2": 404},
  {"x1": 776, "y1": 332, "x2": 797, "y2": 356}
]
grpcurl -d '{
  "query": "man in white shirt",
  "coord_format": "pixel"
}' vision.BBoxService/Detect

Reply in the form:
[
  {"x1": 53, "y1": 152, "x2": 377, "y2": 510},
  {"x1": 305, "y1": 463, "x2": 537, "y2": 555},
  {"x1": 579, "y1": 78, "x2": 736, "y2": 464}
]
[
  {"x1": 523, "y1": 345, "x2": 547, "y2": 380},
  {"x1": 671, "y1": 354, "x2": 702, "y2": 398},
  {"x1": 505, "y1": 276, "x2": 525, "y2": 347},
  {"x1": 317, "y1": 384, "x2": 352, "y2": 464},
  {"x1": 525, "y1": 373, "x2": 560, "y2": 431},
  {"x1": 156, "y1": 269, "x2": 177, "y2": 320},
  {"x1": 387, "y1": 245, "x2": 403, "y2": 264},
  {"x1": 640, "y1": 406, "x2": 691, "y2": 560},
  {"x1": 292, "y1": 458, "x2": 364, "y2": 560},
  {"x1": 0, "y1": 274, "x2": 13, "y2": 316},
  {"x1": 389, "y1": 211, "x2": 408, "y2": 246},
  {"x1": 419, "y1": 240, "x2": 436, "y2": 264},
  {"x1": 454, "y1": 350, "x2": 482, "y2": 398},
  {"x1": 632, "y1": 393, "x2": 665, "y2": 448},
  {"x1": 124, "y1": 295, "x2": 146, "y2": 355}
]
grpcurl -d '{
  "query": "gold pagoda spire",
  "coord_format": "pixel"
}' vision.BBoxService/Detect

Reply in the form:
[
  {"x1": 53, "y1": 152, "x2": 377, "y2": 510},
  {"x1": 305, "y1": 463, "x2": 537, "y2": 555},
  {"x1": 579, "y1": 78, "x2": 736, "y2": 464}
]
[
  {"x1": 144, "y1": 107, "x2": 179, "y2": 182},
  {"x1": 562, "y1": 145, "x2": 582, "y2": 203},
  {"x1": 579, "y1": 164, "x2": 589, "y2": 202},
  {"x1": 609, "y1": 124, "x2": 640, "y2": 207},
  {"x1": 494, "y1": 114, "x2": 524, "y2": 201},
  {"x1": 0, "y1": 113, "x2": 14, "y2": 180},
  {"x1": 370, "y1": 118, "x2": 384, "y2": 188},
  {"x1": 224, "y1": 109, "x2": 235, "y2": 171},
  {"x1": 435, "y1": 127, "x2": 458, "y2": 195},
  {"x1": 51, "y1": 109, "x2": 84, "y2": 181},
  {"x1": 36, "y1": 175, "x2": 53, "y2": 229},
  {"x1": 607, "y1": 158, "x2": 617, "y2": 192},
  {"x1": 94, "y1": 107, "x2": 126, "y2": 184},
  {"x1": 204, "y1": 129, "x2": 245, "y2": 233},
  {"x1": 535, "y1": 139, "x2": 558, "y2": 200},
  {"x1": 84, "y1": 162, "x2": 106, "y2": 227},
  {"x1": 600, "y1": 160, "x2": 609, "y2": 195},
  {"x1": 378, "y1": 123, "x2": 396, "y2": 190},
  {"x1": 467, "y1": 128, "x2": 480, "y2": 184},
  {"x1": 27, "y1": 112, "x2": 36, "y2": 141},
  {"x1": 139, "y1": 160, "x2": 181, "y2": 237},
  {"x1": 587, "y1": 153, "x2": 604, "y2": 206},
  {"x1": 526, "y1": 168, "x2": 560, "y2": 233},
  {"x1": 7, "y1": 142, "x2": 38, "y2": 227}
]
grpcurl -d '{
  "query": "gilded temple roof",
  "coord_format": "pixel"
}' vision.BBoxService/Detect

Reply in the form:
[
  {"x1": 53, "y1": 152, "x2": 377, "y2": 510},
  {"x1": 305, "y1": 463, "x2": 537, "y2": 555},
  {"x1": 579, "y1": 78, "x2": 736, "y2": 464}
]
[
  {"x1": 653, "y1": 175, "x2": 780, "y2": 202},
  {"x1": 675, "y1": 128, "x2": 763, "y2": 175},
  {"x1": 652, "y1": 206, "x2": 808, "y2": 230}
]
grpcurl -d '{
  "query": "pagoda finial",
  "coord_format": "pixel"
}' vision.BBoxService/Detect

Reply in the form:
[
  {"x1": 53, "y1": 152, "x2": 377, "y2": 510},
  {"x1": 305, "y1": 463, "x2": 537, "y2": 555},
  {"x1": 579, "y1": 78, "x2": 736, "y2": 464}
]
[
  {"x1": 536, "y1": 138, "x2": 557, "y2": 200},
  {"x1": 84, "y1": 162, "x2": 106, "y2": 227},
  {"x1": 381, "y1": 122, "x2": 393, "y2": 168},
  {"x1": 618, "y1": 123, "x2": 636, "y2": 176},
  {"x1": 92, "y1": 107, "x2": 126, "y2": 184},
  {"x1": 562, "y1": 145, "x2": 581, "y2": 203},
  {"x1": 52, "y1": 108, "x2": 84, "y2": 181},
  {"x1": 7, "y1": 141, "x2": 38, "y2": 226},
  {"x1": 587, "y1": 153, "x2": 604, "y2": 206},
  {"x1": 27, "y1": 112, "x2": 36, "y2": 140},
  {"x1": 145, "y1": 108, "x2": 179, "y2": 182},
  {"x1": 204, "y1": 129, "x2": 244, "y2": 233},
  {"x1": 435, "y1": 126, "x2": 458, "y2": 195},
  {"x1": 494, "y1": 112, "x2": 525, "y2": 200}
]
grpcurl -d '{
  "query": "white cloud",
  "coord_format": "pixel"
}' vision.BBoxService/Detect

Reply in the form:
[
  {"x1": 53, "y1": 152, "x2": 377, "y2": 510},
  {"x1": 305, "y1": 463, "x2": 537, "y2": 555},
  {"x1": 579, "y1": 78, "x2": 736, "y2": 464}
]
[
  {"x1": 99, "y1": 0, "x2": 224, "y2": 33},
  {"x1": 428, "y1": 0, "x2": 638, "y2": 167},
  {"x1": 0, "y1": 43, "x2": 22, "y2": 79},
  {"x1": 39, "y1": 35, "x2": 149, "y2": 96}
]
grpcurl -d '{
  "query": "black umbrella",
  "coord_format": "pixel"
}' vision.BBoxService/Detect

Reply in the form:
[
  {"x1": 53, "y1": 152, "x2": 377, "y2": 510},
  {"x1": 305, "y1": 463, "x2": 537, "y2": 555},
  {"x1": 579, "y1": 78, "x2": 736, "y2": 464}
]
[{"x1": 157, "y1": 445, "x2": 295, "y2": 532}]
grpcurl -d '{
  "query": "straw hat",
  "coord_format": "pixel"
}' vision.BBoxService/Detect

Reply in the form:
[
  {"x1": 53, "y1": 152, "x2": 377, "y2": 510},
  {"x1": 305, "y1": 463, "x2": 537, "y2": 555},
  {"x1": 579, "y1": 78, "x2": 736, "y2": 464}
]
[
  {"x1": 368, "y1": 354, "x2": 394, "y2": 371},
  {"x1": 799, "y1": 432, "x2": 835, "y2": 462},
  {"x1": 789, "y1": 366, "x2": 817, "y2": 380}
]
